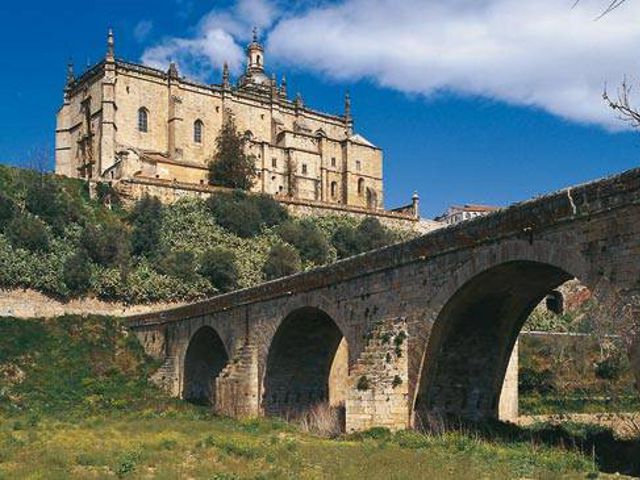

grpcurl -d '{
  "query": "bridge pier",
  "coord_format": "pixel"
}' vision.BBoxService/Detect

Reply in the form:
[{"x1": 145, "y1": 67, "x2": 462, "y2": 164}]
[{"x1": 346, "y1": 317, "x2": 410, "y2": 432}]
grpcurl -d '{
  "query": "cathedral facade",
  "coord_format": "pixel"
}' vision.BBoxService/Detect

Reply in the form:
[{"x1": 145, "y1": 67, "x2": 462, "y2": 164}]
[{"x1": 55, "y1": 29, "x2": 384, "y2": 209}]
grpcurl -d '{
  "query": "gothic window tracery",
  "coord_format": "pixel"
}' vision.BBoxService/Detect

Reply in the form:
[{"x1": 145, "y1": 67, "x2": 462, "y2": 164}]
[
  {"x1": 138, "y1": 107, "x2": 149, "y2": 133},
  {"x1": 194, "y1": 119, "x2": 204, "y2": 143}
]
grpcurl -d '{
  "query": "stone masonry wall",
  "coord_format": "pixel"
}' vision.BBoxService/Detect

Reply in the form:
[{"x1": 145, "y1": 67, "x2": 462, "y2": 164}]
[
  {"x1": 128, "y1": 167, "x2": 640, "y2": 430},
  {"x1": 346, "y1": 317, "x2": 410, "y2": 432}
]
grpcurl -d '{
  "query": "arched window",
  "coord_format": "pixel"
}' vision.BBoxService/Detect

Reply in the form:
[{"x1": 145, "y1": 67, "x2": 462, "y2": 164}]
[
  {"x1": 257, "y1": 54, "x2": 261, "y2": 66},
  {"x1": 194, "y1": 119, "x2": 203, "y2": 144},
  {"x1": 330, "y1": 181, "x2": 338, "y2": 198},
  {"x1": 357, "y1": 178, "x2": 365, "y2": 195},
  {"x1": 138, "y1": 107, "x2": 148, "y2": 133}
]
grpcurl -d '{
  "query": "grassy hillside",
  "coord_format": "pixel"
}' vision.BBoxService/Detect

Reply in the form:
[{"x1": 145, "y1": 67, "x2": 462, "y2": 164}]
[
  {"x1": 0, "y1": 166, "x2": 411, "y2": 304},
  {"x1": 3, "y1": 315, "x2": 628, "y2": 479}
]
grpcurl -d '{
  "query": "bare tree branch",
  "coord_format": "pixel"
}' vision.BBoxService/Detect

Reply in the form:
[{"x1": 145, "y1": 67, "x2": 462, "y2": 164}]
[
  {"x1": 572, "y1": 0, "x2": 628, "y2": 18},
  {"x1": 603, "y1": 77, "x2": 640, "y2": 128}
]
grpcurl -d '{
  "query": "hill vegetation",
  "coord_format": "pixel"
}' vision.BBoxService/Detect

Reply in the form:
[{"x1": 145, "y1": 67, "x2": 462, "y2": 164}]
[{"x1": 0, "y1": 165, "x2": 410, "y2": 304}]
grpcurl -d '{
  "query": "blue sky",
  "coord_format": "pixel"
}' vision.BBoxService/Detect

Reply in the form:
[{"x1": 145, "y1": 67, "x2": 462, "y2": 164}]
[{"x1": 1, "y1": 0, "x2": 640, "y2": 218}]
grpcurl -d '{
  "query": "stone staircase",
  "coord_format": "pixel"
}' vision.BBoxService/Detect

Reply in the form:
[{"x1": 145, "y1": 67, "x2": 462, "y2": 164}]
[
  {"x1": 215, "y1": 343, "x2": 259, "y2": 418},
  {"x1": 346, "y1": 317, "x2": 409, "y2": 432},
  {"x1": 150, "y1": 354, "x2": 180, "y2": 397}
]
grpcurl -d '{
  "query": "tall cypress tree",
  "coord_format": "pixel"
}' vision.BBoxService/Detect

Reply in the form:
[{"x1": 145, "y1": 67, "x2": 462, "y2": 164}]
[{"x1": 208, "y1": 117, "x2": 257, "y2": 190}]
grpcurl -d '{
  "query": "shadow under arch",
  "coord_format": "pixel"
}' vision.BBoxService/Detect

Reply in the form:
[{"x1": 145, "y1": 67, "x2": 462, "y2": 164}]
[
  {"x1": 263, "y1": 307, "x2": 348, "y2": 418},
  {"x1": 414, "y1": 260, "x2": 577, "y2": 424},
  {"x1": 182, "y1": 326, "x2": 229, "y2": 406}
]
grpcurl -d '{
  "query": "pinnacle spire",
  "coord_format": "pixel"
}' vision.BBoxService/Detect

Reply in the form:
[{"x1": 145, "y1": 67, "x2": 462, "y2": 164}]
[
  {"x1": 345, "y1": 92, "x2": 354, "y2": 135},
  {"x1": 252, "y1": 26, "x2": 258, "y2": 43},
  {"x1": 66, "y1": 59, "x2": 75, "y2": 86},
  {"x1": 222, "y1": 62, "x2": 230, "y2": 88},
  {"x1": 106, "y1": 27, "x2": 115, "y2": 62}
]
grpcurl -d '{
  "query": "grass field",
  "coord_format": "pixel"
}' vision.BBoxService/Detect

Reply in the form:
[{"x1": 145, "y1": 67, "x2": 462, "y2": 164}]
[
  {"x1": 0, "y1": 410, "x2": 600, "y2": 479},
  {"x1": 0, "y1": 315, "x2": 638, "y2": 479}
]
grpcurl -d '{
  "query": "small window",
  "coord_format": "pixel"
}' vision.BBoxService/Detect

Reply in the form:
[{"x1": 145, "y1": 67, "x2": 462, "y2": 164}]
[
  {"x1": 272, "y1": 158, "x2": 277, "y2": 168},
  {"x1": 261, "y1": 114, "x2": 265, "y2": 120},
  {"x1": 257, "y1": 54, "x2": 261, "y2": 66},
  {"x1": 194, "y1": 119, "x2": 203, "y2": 143},
  {"x1": 331, "y1": 157, "x2": 336, "y2": 167},
  {"x1": 356, "y1": 160, "x2": 362, "y2": 171},
  {"x1": 302, "y1": 164, "x2": 308, "y2": 175},
  {"x1": 331, "y1": 181, "x2": 338, "y2": 198},
  {"x1": 138, "y1": 107, "x2": 148, "y2": 133},
  {"x1": 357, "y1": 178, "x2": 365, "y2": 195}
]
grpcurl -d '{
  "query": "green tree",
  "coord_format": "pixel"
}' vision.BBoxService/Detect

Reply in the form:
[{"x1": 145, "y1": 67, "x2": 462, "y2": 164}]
[
  {"x1": 80, "y1": 222, "x2": 130, "y2": 268},
  {"x1": 251, "y1": 194, "x2": 289, "y2": 227},
  {"x1": 129, "y1": 195, "x2": 163, "y2": 257},
  {"x1": 263, "y1": 244, "x2": 302, "y2": 280},
  {"x1": 208, "y1": 117, "x2": 257, "y2": 190},
  {"x1": 63, "y1": 249, "x2": 92, "y2": 295},
  {"x1": 0, "y1": 193, "x2": 16, "y2": 231},
  {"x1": 199, "y1": 247, "x2": 239, "y2": 292},
  {"x1": 25, "y1": 177, "x2": 78, "y2": 234},
  {"x1": 332, "y1": 217, "x2": 396, "y2": 259},
  {"x1": 332, "y1": 224, "x2": 361, "y2": 259},
  {"x1": 158, "y1": 249, "x2": 197, "y2": 282},
  {"x1": 6, "y1": 215, "x2": 50, "y2": 252},
  {"x1": 206, "y1": 191, "x2": 263, "y2": 238},
  {"x1": 358, "y1": 217, "x2": 395, "y2": 251},
  {"x1": 278, "y1": 219, "x2": 330, "y2": 264}
]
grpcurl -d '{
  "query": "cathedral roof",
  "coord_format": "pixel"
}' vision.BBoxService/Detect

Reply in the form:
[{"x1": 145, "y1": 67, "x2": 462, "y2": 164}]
[{"x1": 349, "y1": 133, "x2": 377, "y2": 148}]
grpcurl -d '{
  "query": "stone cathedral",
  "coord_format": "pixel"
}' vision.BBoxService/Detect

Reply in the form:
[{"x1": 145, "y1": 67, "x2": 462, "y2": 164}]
[{"x1": 55, "y1": 29, "x2": 385, "y2": 210}]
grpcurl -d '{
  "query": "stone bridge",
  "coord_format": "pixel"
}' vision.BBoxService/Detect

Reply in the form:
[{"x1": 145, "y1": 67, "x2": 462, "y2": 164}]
[{"x1": 127, "y1": 168, "x2": 640, "y2": 432}]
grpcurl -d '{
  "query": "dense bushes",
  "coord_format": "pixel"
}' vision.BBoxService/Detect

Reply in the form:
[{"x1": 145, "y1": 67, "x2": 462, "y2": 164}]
[
  {"x1": 278, "y1": 219, "x2": 330, "y2": 264},
  {"x1": 129, "y1": 195, "x2": 163, "y2": 257},
  {"x1": 6, "y1": 215, "x2": 50, "y2": 252},
  {"x1": 0, "y1": 165, "x2": 407, "y2": 303},
  {"x1": 206, "y1": 190, "x2": 289, "y2": 238},
  {"x1": 263, "y1": 244, "x2": 302, "y2": 280},
  {"x1": 332, "y1": 216, "x2": 398, "y2": 259},
  {"x1": 200, "y1": 247, "x2": 239, "y2": 292}
]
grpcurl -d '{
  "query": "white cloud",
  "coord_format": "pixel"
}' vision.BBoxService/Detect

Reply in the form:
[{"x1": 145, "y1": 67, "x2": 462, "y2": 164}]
[
  {"x1": 267, "y1": 0, "x2": 640, "y2": 129},
  {"x1": 134, "y1": 20, "x2": 154, "y2": 42},
  {"x1": 141, "y1": 0, "x2": 279, "y2": 79},
  {"x1": 141, "y1": 0, "x2": 640, "y2": 129}
]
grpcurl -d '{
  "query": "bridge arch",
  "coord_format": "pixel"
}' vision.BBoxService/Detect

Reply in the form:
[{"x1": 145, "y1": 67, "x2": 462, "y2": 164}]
[
  {"x1": 182, "y1": 326, "x2": 229, "y2": 405},
  {"x1": 263, "y1": 306, "x2": 349, "y2": 419},
  {"x1": 414, "y1": 259, "x2": 577, "y2": 423}
]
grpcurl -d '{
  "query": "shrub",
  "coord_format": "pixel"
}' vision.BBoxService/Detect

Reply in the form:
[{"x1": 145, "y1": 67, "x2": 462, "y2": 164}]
[
  {"x1": 129, "y1": 195, "x2": 163, "y2": 257},
  {"x1": 200, "y1": 247, "x2": 239, "y2": 292},
  {"x1": 332, "y1": 217, "x2": 397, "y2": 259},
  {"x1": 278, "y1": 219, "x2": 330, "y2": 264},
  {"x1": 81, "y1": 222, "x2": 130, "y2": 268},
  {"x1": 63, "y1": 249, "x2": 92, "y2": 295},
  {"x1": 263, "y1": 244, "x2": 301, "y2": 280},
  {"x1": 0, "y1": 193, "x2": 16, "y2": 230},
  {"x1": 25, "y1": 177, "x2": 77, "y2": 233},
  {"x1": 519, "y1": 366, "x2": 556, "y2": 395},
  {"x1": 251, "y1": 194, "x2": 289, "y2": 227},
  {"x1": 5, "y1": 214, "x2": 50, "y2": 252},
  {"x1": 332, "y1": 224, "x2": 361, "y2": 259},
  {"x1": 158, "y1": 249, "x2": 198, "y2": 282},
  {"x1": 358, "y1": 216, "x2": 395, "y2": 251},
  {"x1": 595, "y1": 354, "x2": 624, "y2": 381},
  {"x1": 220, "y1": 198, "x2": 262, "y2": 238}
]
